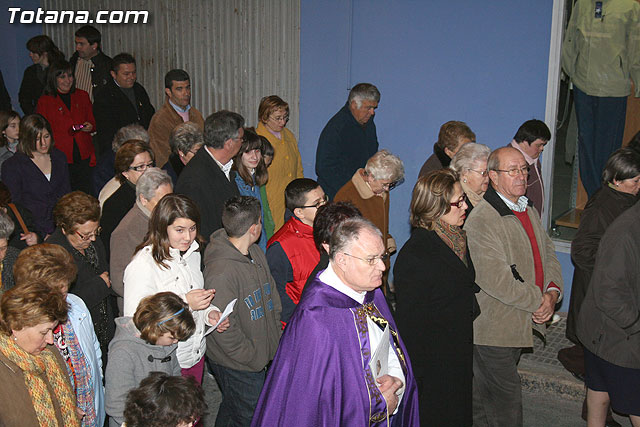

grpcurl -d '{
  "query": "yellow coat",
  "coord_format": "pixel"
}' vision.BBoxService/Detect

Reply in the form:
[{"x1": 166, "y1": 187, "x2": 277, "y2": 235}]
[{"x1": 257, "y1": 122, "x2": 304, "y2": 230}]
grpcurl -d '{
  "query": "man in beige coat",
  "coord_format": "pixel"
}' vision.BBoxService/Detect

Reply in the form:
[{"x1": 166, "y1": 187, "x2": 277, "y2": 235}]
[
  {"x1": 148, "y1": 69, "x2": 204, "y2": 168},
  {"x1": 464, "y1": 147, "x2": 563, "y2": 427}
]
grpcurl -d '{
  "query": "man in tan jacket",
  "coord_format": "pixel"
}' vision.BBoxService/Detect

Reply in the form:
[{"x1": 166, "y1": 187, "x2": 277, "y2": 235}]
[
  {"x1": 464, "y1": 147, "x2": 563, "y2": 427},
  {"x1": 148, "y1": 69, "x2": 204, "y2": 168}
]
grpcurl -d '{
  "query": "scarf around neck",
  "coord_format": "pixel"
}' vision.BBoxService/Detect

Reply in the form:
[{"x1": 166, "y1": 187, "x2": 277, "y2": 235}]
[
  {"x1": 434, "y1": 219, "x2": 467, "y2": 263},
  {"x1": 0, "y1": 334, "x2": 79, "y2": 426}
]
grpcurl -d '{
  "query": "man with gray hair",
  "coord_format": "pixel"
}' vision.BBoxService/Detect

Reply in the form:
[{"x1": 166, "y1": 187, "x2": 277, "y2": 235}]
[
  {"x1": 175, "y1": 110, "x2": 244, "y2": 241},
  {"x1": 253, "y1": 217, "x2": 419, "y2": 426},
  {"x1": 110, "y1": 167, "x2": 173, "y2": 314},
  {"x1": 316, "y1": 83, "x2": 380, "y2": 199},
  {"x1": 464, "y1": 146, "x2": 562, "y2": 426}
]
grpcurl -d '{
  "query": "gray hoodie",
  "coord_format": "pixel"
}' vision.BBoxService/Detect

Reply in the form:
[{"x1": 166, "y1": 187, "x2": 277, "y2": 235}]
[
  {"x1": 204, "y1": 228, "x2": 282, "y2": 372},
  {"x1": 105, "y1": 317, "x2": 181, "y2": 427}
]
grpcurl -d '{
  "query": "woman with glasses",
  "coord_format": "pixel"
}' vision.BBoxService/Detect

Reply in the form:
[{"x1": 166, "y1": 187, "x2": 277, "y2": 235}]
[
  {"x1": 1, "y1": 114, "x2": 71, "y2": 238},
  {"x1": 48, "y1": 191, "x2": 116, "y2": 368},
  {"x1": 100, "y1": 140, "x2": 155, "y2": 259},
  {"x1": 393, "y1": 169, "x2": 479, "y2": 427},
  {"x1": 256, "y1": 95, "x2": 303, "y2": 230},
  {"x1": 233, "y1": 128, "x2": 273, "y2": 250},
  {"x1": 334, "y1": 149, "x2": 404, "y2": 296},
  {"x1": 450, "y1": 143, "x2": 491, "y2": 214},
  {"x1": 123, "y1": 194, "x2": 227, "y2": 386}
]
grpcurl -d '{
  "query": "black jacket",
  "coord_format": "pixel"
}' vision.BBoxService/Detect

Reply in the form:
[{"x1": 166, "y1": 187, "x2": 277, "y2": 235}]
[
  {"x1": 100, "y1": 180, "x2": 136, "y2": 261},
  {"x1": 394, "y1": 227, "x2": 479, "y2": 426},
  {"x1": 0, "y1": 70, "x2": 11, "y2": 111},
  {"x1": 69, "y1": 51, "x2": 113, "y2": 94},
  {"x1": 418, "y1": 142, "x2": 451, "y2": 178},
  {"x1": 93, "y1": 79, "x2": 155, "y2": 156},
  {"x1": 577, "y1": 200, "x2": 640, "y2": 369},
  {"x1": 18, "y1": 64, "x2": 46, "y2": 115},
  {"x1": 566, "y1": 185, "x2": 637, "y2": 343},
  {"x1": 175, "y1": 148, "x2": 239, "y2": 243}
]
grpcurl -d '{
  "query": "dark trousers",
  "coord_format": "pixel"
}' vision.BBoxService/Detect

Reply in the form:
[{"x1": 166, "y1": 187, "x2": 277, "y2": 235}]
[
  {"x1": 472, "y1": 345, "x2": 523, "y2": 427},
  {"x1": 573, "y1": 85, "x2": 627, "y2": 198},
  {"x1": 69, "y1": 142, "x2": 95, "y2": 196},
  {"x1": 210, "y1": 362, "x2": 266, "y2": 427}
]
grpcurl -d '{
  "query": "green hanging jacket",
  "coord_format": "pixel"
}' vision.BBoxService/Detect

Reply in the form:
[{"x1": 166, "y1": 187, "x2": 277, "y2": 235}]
[{"x1": 561, "y1": 0, "x2": 640, "y2": 97}]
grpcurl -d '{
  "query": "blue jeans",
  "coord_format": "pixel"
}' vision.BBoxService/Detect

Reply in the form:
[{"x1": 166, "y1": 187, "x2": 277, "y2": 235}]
[
  {"x1": 573, "y1": 86, "x2": 627, "y2": 197},
  {"x1": 210, "y1": 362, "x2": 266, "y2": 427}
]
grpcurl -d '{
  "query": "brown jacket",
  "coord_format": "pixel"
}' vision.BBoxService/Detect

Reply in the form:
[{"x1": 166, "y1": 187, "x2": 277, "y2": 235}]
[
  {"x1": 0, "y1": 345, "x2": 76, "y2": 426},
  {"x1": 148, "y1": 99, "x2": 204, "y2": 168},
  {"x1": 334, "y1": 169, "x2": 396, "y2": 253},
  {"x1": 464, "y1": 186, "x2": 563, "y2": 347}
]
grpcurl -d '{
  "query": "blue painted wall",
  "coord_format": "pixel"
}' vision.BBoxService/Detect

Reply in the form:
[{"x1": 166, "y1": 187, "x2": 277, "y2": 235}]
[
  {"x1": 0, "y1": 0, "x2": 43, "y2": 114},
  {"x1": 299, "y1": 0, "x2": 575, "y2": 310}
]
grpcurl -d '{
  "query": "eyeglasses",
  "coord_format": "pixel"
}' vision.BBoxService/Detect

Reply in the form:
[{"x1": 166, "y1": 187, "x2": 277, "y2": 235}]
[
  {"x1": 493, "y1": 166, "x2": 530, "y2": 177},
  {"x1": 381, "y1": 181, "x2": 398, "y2": 191},
  {"x1": 75, "y1": 227, "x2": 101, "y2": 241},
  {"x1": 450, "y1": 194, "x2": 467, "y2": 208},
  {"x1": 299, "y1": 194, "x2": 328, "y2": 209},
  {"x1": 343, "y1": 252, "x2": 390, "y2": 266},
  {"x1": 269, "y1": 115, "x2": 289, "y2": 123},
  {"x1": 469, "y1": 169, "x2": 489, "y2": 177},
  {"x1": 129, "y1": 161, "x2": 155, "y2": 172}
]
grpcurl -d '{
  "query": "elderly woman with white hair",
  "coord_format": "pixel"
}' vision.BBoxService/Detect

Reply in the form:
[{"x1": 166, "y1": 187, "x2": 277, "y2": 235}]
[
  {"x1": 0, "y1": 211, "x2": 19, "y2": 295},
  {"x1": 450, "y1": 143, "x2": 491, "y2": 213},
  {"x1": 109, "y1": 167, "x2": 173, "y2": 315},
  {"x1": 168, "y1": 121, "x2": 204, "y2": 178},
  {"x1": 334, "y1": 149, "x2": 404, "y2": 294}
]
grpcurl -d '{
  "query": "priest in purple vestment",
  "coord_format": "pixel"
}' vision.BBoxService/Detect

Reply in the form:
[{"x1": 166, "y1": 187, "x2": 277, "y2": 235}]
[{"x1": 251, "y1": 217, "x2": 419, "y2": 426}]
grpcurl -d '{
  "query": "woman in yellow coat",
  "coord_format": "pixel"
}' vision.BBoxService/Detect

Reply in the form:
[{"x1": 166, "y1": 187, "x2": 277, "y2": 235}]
[{"x1": 256, "y1": 95, "x2": 303, "y2": 231}]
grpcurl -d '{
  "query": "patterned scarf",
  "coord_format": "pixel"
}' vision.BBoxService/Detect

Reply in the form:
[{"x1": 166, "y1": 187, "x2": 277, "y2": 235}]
[
  {"x1": 0, "y1": 334, "x2": 79, "y2": 426},
  {"x1": 434, "y1": 219, "x2": 468, "y2": 263},
  {"x1": 62, "y1": 321, "x2": 97, "y2": 427}
]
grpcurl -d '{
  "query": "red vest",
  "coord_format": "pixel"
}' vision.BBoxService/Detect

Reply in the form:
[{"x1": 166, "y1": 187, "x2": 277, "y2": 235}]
[{"x1": 268, "y1": 218, "x2": 320, "y2": 304}]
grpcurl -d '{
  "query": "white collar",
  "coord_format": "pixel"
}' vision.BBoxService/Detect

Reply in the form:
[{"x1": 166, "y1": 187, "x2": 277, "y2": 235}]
[
  {"x1": 319, "y1": 263, "x2": 367, "y2": 304},
  {"x1": 204, "y1": 147, "x2": 233, "y2": 177},
  {"x1": 496, "y1": 191, "x2": 529, "y2": 212}
]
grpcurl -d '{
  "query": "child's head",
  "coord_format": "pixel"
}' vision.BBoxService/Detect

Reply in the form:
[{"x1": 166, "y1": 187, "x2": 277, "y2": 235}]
[
  {"x1": 222, "y1": 196, "x2": 262, "y2": 244},
  {"x1": 124, "y1": 372, "x2": 206, "y2": 427},
  {"x1": 285, "y1": 178, "x2": 326, "y2": 226},
  {"x1": 133, "y1": 292, "x2": 195, "y2": 345}
]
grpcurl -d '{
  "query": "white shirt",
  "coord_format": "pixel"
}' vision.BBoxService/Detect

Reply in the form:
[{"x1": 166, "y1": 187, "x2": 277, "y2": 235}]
[
  {"x1": 204, "y1": 146, "x2": 233, "y2": 180},
  {"x1": 319, "y1": 263, "x2": 405, "y2": 413}
]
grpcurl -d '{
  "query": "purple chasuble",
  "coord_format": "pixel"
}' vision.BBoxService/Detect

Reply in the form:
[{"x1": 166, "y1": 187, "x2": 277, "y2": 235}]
[{"x1": 251, "y1": 273, "x2": 419, "y2": 426}]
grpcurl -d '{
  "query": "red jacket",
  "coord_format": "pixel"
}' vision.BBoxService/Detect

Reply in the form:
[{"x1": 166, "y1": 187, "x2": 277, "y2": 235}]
[
  {"x1": 267, "y1": 218, "x2": 320, "y2": 305},
  {"x1": 36, "y1": 89, "x2": 96, "y2": 166}
]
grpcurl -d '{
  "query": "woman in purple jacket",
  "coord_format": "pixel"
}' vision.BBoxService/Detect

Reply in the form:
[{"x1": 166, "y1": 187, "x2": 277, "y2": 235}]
[{"x1": 1, "y1": 114, "x2": 71, "y2": 238}]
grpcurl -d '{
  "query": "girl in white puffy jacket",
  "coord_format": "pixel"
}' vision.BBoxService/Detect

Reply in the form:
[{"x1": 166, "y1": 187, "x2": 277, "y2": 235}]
[{"x1": 123, "y1": 193, "x2": 228, "y2": 383}]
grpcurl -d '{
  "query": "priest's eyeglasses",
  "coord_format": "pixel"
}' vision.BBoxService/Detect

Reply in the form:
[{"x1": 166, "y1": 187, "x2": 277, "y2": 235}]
[{"x1": 342, "y1": 252, "x2": 389, "y2": 266}]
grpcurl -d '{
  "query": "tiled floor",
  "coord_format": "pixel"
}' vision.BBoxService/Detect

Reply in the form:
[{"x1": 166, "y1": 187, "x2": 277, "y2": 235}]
[{"x1": 521, "y1": 314, "x2": 573, "y2": 367}]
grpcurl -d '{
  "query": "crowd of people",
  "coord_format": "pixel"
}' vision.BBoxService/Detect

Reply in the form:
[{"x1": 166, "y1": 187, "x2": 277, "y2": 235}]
[{"x1": 0, "y1": 23, "x2": 638, "y2": 427}]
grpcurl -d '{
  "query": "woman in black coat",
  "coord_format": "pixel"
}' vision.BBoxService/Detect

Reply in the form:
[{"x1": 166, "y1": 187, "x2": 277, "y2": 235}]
[
  {"x1": 394, "y1": 169, "x2": 479, "y2": 427},
  {"x1": 47, "y1": 190, "x2": 115, "y2": 369},
  {"x1": 560, "y1": 148, "x2": 640, "y2": 377}
]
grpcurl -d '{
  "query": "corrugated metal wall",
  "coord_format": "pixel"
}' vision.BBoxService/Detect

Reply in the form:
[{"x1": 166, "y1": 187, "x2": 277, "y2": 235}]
[{"x1": 42, "y1": 0, "x2": 300, "y2": 136}]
